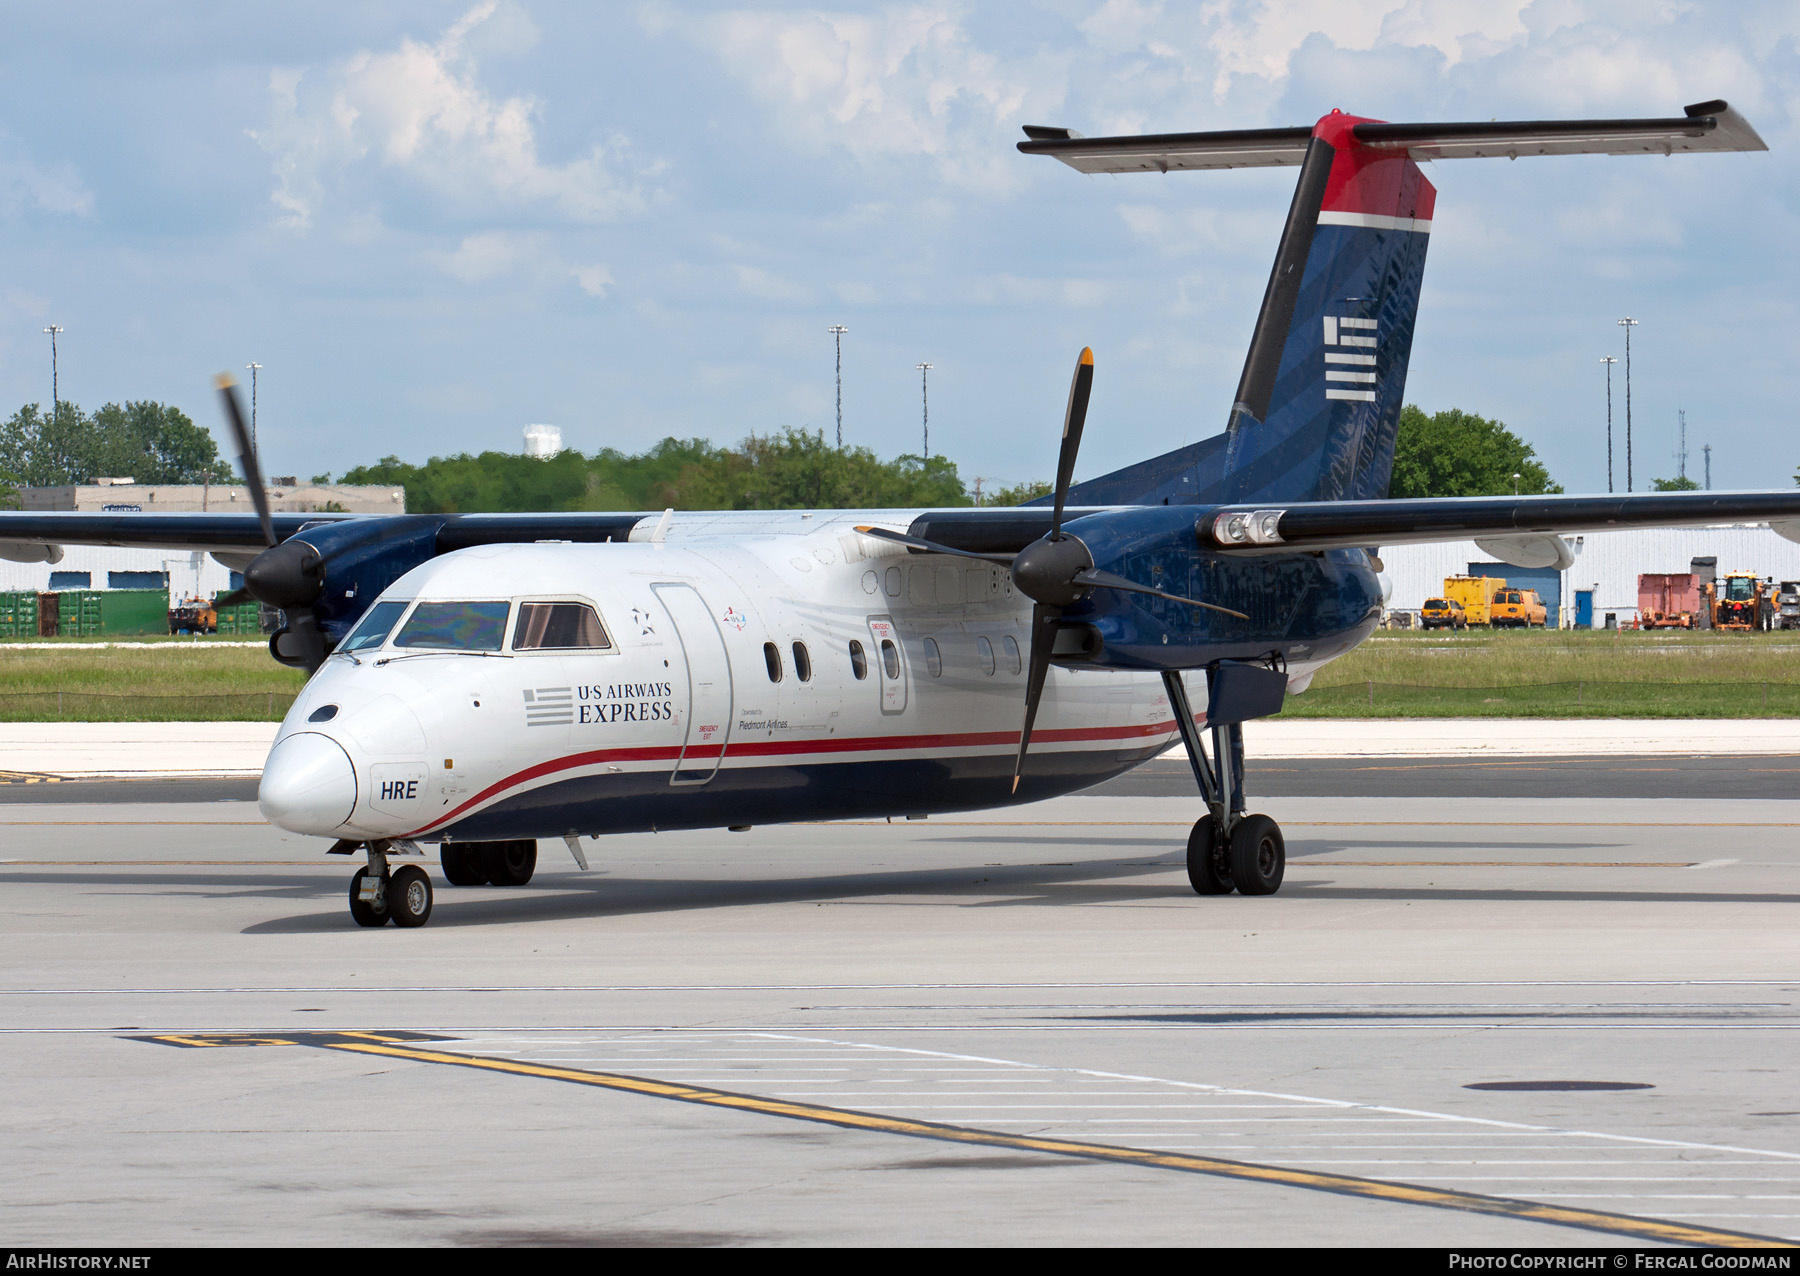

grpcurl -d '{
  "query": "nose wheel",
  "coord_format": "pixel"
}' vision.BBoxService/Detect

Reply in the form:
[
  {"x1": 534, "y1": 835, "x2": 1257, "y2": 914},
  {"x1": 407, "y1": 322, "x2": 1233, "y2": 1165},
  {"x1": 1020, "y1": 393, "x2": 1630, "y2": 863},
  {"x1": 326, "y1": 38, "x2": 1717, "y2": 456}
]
[{"x1": 345, "y1": 848, "x2": 435, "y2": 927}]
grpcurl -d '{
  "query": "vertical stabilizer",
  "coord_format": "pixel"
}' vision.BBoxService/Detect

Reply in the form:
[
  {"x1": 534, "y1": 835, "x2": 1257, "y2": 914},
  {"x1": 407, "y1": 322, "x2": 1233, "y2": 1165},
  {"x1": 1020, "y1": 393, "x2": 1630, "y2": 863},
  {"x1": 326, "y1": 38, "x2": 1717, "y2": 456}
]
[{"x1": 1220, "y1": 111, "x2": 1434, "y2": 503}]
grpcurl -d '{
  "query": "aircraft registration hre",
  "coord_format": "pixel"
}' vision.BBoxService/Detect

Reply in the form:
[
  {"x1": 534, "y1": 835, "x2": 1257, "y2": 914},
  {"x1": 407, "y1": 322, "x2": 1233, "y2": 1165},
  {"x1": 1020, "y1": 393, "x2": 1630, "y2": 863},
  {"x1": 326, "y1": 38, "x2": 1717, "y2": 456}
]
[{"x1": 1, "y1": 97, "x2": 1792, "y2": 930}]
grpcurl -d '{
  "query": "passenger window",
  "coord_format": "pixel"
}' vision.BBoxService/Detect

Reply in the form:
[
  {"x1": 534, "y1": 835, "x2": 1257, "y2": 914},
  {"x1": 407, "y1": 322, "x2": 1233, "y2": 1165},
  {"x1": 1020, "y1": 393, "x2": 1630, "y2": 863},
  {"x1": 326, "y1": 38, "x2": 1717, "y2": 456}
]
[
  {"x1": 849, "y1": 640, "x2": 868, "y2": 680},
  {"x1": 923, "y1": 636, "x2": 942, "y2": 677},
  {"x1": 1002, "y1": 634, "x2": 1021, "y2": 674},
  {"x1": 513, "y1": 601, "x2": 611, "y2": 650},
  {"x1": 340, "y1": 600, "x2": 407, "y2": 653},
  {"x1": 977, "y1": 635, "x2": 995, "y2": 676},
  {"x1": 764, "y1": 641, "x2": 783, "y2": 682},
  {"x1": 394, "y1": 601, "x2": 510, "y2": 651},
  {"x1": 880, "y1": 639, "x2": 899, "y2": 679},
  {"x1": 792, "y1": 641, "x2": 812, "y2": 683}
]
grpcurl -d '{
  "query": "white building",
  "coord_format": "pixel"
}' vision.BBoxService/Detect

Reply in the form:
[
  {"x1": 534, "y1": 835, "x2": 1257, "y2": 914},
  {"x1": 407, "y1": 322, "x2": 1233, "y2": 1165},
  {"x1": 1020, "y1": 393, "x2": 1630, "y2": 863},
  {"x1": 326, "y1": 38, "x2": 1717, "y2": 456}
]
[{"x1": 1383, "y1": 524, "x2": 1800, "y2": 625}]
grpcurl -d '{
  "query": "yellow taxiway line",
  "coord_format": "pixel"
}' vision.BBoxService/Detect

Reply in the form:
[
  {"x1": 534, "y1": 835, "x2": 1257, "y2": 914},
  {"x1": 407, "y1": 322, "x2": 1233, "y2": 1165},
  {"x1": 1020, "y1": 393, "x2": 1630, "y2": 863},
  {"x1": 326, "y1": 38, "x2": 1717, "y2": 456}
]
[{"x1": 144, "y1": 1028, "x2": 1793, "y2": 1248}]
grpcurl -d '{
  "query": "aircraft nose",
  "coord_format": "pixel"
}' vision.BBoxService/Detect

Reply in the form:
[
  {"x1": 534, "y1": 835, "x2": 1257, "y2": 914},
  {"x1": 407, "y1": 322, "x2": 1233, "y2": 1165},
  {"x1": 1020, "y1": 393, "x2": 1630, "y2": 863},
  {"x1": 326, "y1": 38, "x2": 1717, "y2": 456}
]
[{"x1": 259, "y1": 732, "x2": 357, "y2": 834}]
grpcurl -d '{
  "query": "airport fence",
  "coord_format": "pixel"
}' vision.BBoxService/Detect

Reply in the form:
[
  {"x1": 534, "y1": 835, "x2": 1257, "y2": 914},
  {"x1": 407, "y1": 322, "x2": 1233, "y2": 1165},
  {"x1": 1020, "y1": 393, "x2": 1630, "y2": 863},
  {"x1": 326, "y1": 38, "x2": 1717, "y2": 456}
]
[
  {"x1": 0, "y1": 691, "x2": 299, "y2": 722},
  {"x1": 1280, "y1": 680, "x2": 1800, "y2": 718}
]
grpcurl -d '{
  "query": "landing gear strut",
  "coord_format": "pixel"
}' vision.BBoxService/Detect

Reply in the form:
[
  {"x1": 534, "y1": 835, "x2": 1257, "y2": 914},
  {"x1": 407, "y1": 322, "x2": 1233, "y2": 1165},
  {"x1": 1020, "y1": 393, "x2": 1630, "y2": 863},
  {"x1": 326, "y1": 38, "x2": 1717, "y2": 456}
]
[{"x1": 1162, "y1": 670, "x2": 1287, "y2": 897}]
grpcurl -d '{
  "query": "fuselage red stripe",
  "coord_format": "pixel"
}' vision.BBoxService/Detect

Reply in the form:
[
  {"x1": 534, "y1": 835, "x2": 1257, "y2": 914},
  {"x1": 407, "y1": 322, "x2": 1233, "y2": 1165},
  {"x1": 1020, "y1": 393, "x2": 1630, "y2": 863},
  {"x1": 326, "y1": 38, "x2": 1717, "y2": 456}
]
[{"x1": 402, "y1": 719, "x2": 1179, "y2": 837}]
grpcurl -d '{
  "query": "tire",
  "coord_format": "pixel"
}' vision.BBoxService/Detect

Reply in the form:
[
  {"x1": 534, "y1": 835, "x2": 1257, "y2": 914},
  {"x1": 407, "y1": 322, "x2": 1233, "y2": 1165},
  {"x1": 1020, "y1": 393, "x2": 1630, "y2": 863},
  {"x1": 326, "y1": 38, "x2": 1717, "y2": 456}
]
[
  {"x1": 1228, "y1": 814, "x2": 1286, "y2": 896},
  {"x1": 348, "y1": 867, "x2": 389, "y2": 927},
  {"x1": 388, "y1": 864, "x2": 433, "y2": 928},
  {"x1": 1185, "y1": 815, "x2": 1233, "y2": 896},
  {"x1": 481, "y1": 840, "x2": 537, "y2": 886},
  {"x1": 440, "y1": 844, "x2": 485, "y2": 886}
]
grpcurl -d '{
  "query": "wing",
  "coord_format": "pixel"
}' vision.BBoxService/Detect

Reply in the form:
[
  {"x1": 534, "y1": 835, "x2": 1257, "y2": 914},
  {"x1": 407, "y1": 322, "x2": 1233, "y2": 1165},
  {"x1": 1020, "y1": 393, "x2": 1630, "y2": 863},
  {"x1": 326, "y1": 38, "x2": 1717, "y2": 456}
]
[
  {"x1": 0, "y1": 510, "x2": 651, "y2": 559},
  {"x1": 1198, "y1": 491, "x2": 1800, "y2": 565}
]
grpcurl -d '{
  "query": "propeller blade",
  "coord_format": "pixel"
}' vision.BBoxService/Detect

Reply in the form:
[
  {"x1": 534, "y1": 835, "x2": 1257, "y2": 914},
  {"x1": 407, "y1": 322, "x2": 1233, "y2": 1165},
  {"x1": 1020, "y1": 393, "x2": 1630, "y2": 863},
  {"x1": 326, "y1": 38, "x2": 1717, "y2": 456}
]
[
  {"x1": 1050, "y1": 347, "x2": 1094, "y2": 539},
  {"x1": 854, "y1": 526, "x2": 1014, "y2": 563},
  {"x1": 215, "y1": 373, "x2": 275, "y2": 549},
  {"x1": 1012, "y1": 602, "x2": 1061, "y2": 794},
  {"x1": 1071, "y1": 568, "x2": 1249, "y2": 620},
  {"x1": 212, "y1": 587, "x2": 253, "y2": 610}
]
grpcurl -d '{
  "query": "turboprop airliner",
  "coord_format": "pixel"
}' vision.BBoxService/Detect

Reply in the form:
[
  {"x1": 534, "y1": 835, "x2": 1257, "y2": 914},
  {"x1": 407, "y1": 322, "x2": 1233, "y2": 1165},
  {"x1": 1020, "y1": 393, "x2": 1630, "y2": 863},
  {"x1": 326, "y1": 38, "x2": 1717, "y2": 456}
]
[{"x1": 4, "y1": 98, "x2": 1793, "y2": 928}]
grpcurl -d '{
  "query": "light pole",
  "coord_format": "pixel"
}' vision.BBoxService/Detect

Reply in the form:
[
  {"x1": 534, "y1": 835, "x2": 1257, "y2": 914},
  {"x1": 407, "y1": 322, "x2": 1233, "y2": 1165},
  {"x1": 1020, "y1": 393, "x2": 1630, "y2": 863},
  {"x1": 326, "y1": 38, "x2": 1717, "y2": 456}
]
[
  {"x1": 1600, "y1": 356, "x2": 1617, "y2": 493},
  {"x1": 1618, "y1": 317, "x2": 1638, "y2": 492},
  {"x1": 827, "y1": 325, "x2": 848, "y2": 449},
  {"x1": 245, "y1": 362, "x2": 262, "y2": 454},
  {"x1": 1513, "y1": 472, "x2": 1522, "y2": 495},
  {"x1": 42, "y1": 325, "x2": 63, "y2": 425},
  {"x1": 915, "y1": 362, "x2": 933, "y2": 459},
  {"x1": 1703, "y1": 443, "x2": 1712, "y2": 490}
]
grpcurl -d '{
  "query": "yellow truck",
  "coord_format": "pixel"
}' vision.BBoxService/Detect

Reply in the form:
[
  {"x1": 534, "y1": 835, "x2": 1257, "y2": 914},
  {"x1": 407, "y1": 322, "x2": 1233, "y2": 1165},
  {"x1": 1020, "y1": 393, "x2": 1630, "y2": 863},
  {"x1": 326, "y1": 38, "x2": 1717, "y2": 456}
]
[
  {"x1": 1442, "y1": 575, "x2": 1508, "y2": 626},
  {"x1": 1490, "y1": 587, "x2": 1547, "y2": 628}
]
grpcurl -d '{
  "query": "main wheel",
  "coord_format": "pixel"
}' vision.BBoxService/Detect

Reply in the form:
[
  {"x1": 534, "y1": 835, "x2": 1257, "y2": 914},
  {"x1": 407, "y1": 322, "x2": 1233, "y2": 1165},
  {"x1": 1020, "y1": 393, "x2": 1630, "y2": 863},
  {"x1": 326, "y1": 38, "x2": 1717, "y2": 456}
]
[
  {"x1": 388, "y1": 865, "x2": 433, "y2": 928},
  {"x1": 348, "y1": 867, "x2": 390, "y2": 927},
  {"x1": 440, "y1": 843, "x2": 485, "y2": 886},
  {"x1": 482, "y1": 839, "x2": 537, "y2": 886},
  {"x1": 1185, "y1": 815, "x2": 1233, "y2": 895},
  {"x1": 1228, "y1": 814, "x2": 1286, "y2": 896}
]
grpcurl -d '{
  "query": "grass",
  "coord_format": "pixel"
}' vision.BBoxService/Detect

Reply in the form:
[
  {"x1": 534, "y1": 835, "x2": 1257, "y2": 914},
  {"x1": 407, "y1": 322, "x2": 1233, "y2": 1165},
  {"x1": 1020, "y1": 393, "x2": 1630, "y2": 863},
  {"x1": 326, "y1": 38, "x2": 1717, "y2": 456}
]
[
  {"x1": 0, "y1": 639, "x2": 305, "y2": 721},
  {"x1": 0, "y1": 627, "x2": 1796, "y2": 722},
  {"x1": 1283, "y1": 628, "x2": 1800, "y2": 718}
]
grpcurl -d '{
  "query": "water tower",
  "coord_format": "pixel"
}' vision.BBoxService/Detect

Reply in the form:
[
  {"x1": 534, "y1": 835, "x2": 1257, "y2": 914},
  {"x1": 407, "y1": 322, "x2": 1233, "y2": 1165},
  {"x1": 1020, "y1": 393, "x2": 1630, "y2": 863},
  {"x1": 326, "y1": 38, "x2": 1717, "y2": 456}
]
[{"x1": 522, "y1": 424, "x2": 563, "y2": 458}]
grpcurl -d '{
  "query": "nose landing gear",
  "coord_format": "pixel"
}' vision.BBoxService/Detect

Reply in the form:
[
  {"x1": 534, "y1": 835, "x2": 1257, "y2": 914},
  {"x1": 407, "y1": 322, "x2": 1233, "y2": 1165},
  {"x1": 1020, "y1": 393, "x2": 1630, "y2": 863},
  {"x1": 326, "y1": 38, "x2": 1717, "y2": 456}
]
[
  {"x1": 1162, "y1": 670, "x2": 1288, "y2": 897},
  {"x1": 337, "y1": 840, "x2": 435, "y2": 927}
]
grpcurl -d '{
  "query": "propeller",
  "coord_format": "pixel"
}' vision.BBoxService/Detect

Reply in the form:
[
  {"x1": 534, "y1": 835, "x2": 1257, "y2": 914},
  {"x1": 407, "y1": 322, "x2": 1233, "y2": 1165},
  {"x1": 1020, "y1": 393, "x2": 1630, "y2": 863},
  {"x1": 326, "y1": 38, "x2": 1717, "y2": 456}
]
[
  {"x1": 214, "y1": 374, "x2": 329, "y2": 671},
  {"x1": 860, "y1": 348, "x2": 1247, "y2": 793}
]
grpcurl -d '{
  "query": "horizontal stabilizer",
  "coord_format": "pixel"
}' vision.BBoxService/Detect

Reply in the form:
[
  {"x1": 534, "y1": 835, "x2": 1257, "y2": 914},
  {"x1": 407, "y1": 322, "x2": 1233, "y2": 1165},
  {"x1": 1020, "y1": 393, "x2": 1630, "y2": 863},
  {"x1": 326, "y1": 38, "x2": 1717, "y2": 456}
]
[{"x1": 1019, "y1": 100, "x2": 1764, "y2": 173}]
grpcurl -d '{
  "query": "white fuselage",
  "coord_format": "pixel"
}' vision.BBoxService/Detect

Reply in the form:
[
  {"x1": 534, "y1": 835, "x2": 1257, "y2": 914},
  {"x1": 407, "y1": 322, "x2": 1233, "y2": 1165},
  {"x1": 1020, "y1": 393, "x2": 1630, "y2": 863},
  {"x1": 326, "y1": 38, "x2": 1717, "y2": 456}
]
[{"x1": 258, "y1": 511, "x2": 1198, "y2": 845}]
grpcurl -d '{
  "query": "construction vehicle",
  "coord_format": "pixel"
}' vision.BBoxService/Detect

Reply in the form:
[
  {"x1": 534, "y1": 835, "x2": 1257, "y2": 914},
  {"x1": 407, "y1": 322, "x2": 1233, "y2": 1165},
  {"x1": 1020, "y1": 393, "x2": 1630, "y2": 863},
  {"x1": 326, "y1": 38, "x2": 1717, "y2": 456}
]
[
  {"x1": 1706, "y1": 570, "x2": 1768, "y2": 632},
  {"x1": 1442, "y1": 575, "x2": 1508, "y2": 626},
  {"x1": 167, "y1": 595, "x2": 218, "y2": 635},
  {"x1": 1490, "y1": 587, "x2": 1547, "y2": 628},
  {"x1": 1774, "y1": 581, "x2": 1800, "y2": 630},
  {"x1": 1419, "y1": 597, "x2": 1467, "y2": 630},
  {"x1": 1636, "y1": 572, "x2": 1704, "y2": 628}
]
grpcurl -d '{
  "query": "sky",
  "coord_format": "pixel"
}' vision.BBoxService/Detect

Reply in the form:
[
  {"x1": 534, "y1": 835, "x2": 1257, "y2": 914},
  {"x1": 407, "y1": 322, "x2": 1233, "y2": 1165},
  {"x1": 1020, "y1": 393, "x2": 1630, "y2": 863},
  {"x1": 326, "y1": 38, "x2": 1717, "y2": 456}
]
[{"x1": 2, "y1": 1, "x2": 1797, "y2": 495}]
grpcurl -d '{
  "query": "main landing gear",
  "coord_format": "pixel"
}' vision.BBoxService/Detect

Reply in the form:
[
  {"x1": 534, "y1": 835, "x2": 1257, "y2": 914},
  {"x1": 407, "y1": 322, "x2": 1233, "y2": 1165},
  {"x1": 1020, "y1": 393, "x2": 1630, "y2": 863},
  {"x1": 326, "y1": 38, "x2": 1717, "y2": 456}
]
[{"x1": 1162, "y1": 671, "x2": 1287, "y2": 897}]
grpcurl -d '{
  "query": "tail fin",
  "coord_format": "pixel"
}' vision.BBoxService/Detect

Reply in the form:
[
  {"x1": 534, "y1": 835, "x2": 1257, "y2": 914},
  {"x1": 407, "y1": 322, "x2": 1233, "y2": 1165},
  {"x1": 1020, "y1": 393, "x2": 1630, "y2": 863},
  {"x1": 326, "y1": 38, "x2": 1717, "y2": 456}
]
[
  {"x1": 1023, "y1": 100, "x2": 1763, "y2": 507},
  {"x1": 1219, "y1": 111, "x2": 1432, "y2": 503}
]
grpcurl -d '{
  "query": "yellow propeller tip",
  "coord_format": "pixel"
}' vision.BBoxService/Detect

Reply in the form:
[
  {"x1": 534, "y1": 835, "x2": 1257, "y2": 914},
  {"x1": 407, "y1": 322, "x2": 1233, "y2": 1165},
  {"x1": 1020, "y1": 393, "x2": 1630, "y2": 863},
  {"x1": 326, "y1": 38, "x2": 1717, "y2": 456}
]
[
  {"x1": 1079, "y1": 348, "x2": 1093, "y2": 365},
  {"x1": 214, "y1": 373, "x2": 237, "y2": 390},
  {"x1": 1011, "y1": 775, "x2": 1021, "y2": 794}
]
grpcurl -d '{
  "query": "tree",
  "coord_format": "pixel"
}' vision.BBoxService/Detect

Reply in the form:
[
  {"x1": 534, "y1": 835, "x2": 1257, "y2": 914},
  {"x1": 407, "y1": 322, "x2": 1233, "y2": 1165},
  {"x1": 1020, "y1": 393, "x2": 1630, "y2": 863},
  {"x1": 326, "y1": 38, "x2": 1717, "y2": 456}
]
[
  {"x1": 984, "y1": 480, "x2": 1052, "y2": 506},
  {"x1": 342, "y1": 429, "x2": 975, "y2": 513},
  {"x1": 0, "y1": 400, "x2": 233, "y2": 486},
  {"x1": 1387, "y1": 405, "x2": 1561, "y2": 499},
  {"x1": 1653, "y1": 475, "x2": 1700, "y2": 491}
]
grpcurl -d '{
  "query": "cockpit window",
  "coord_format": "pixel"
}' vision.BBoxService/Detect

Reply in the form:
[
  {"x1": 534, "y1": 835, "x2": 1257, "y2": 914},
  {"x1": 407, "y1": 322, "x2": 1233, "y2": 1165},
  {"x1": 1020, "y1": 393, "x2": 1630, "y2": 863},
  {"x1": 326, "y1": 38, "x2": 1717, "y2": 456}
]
[
  {"x1": 339, "y1": 600, "x2": 408, "y2": 653},
  {"x1": 394, "y1": 601, "x2": 510, "y2": 651},
  {"x1": 513, "y1": 601, "x2": 611, "y2": 651}
]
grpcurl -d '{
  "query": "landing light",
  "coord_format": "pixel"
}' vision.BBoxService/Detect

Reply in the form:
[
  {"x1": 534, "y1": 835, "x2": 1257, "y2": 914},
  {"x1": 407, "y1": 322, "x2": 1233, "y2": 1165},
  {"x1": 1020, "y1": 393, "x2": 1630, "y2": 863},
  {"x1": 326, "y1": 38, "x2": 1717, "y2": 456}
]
[{"x1": 1212, "y1": 508, "x2": 1288, "y2": 546}]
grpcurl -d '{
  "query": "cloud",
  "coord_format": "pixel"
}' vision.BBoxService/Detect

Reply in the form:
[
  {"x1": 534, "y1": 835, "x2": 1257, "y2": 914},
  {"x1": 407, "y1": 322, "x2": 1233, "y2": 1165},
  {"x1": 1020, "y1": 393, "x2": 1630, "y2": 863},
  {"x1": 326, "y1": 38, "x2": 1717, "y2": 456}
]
[
  {"x1": 0, "y1": 132, "x2": 94, "y2": 218},
  {"x1": 573, "y1": 263, "x2": 614, "y2": 298},
  {"x1": 254, "y1": 1, "x2": 652, "y2": 230},
  {"x1": 669, "y1": 5, "x2": 1065, "y2": 191}
]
